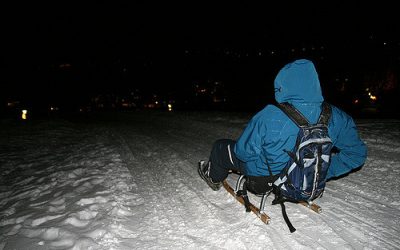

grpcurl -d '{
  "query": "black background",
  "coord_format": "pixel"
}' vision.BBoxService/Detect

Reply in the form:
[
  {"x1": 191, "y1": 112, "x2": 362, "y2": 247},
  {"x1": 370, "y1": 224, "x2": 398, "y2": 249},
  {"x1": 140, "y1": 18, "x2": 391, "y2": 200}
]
[{"x1": 1, "y1": 1, "x2": 399, "y2": 115}]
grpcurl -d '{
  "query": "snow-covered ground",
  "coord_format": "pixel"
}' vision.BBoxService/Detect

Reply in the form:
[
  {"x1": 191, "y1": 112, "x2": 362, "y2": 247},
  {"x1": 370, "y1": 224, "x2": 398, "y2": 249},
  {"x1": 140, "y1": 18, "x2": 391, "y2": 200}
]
[{"x1": 1, "y1": 110, "x2": 399, "y2": 250}]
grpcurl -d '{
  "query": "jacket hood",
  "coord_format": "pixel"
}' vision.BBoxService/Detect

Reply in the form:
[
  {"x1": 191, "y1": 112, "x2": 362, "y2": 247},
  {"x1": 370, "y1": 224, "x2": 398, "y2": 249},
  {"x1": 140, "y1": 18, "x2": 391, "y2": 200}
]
[{"x1": 274, "y1": 59, "x2": 324, "y2": 104}]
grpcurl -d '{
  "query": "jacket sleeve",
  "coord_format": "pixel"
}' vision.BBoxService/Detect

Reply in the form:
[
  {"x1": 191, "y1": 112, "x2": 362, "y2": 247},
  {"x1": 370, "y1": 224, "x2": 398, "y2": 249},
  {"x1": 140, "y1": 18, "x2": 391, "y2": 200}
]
[
  {"x1": 327, "y1": 112, "x2": 367, "y2": 180},
  {"x1": 234, "y1": 115, "x2": 268, "y2": 176}
]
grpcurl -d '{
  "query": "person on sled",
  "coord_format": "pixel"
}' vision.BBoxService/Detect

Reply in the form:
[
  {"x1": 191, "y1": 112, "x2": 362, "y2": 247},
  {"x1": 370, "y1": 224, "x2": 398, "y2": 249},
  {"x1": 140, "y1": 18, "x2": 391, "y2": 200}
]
[{"x1": 198, "y1": 58, "x2": 367, "y2": 195}]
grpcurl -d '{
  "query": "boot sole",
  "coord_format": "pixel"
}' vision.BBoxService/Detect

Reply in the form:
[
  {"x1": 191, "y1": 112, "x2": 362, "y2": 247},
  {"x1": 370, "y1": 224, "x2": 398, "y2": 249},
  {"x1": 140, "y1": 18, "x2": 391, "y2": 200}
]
[{"x1": 198, "y1": 162, "x2": 222, "y2": 191}]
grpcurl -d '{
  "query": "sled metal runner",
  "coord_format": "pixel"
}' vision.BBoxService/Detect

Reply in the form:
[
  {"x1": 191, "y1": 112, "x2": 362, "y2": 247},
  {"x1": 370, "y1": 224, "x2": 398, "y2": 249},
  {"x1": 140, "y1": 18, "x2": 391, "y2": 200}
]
[
  {"x1": 222, "y1": 180, "x2": 271, "y2": 224},
  {"x1": 299, "y1": 201, "x2": 322, "y2": 213},
  {"x1": 222, "y1": 176, "x2": 322, "y2": 226}
]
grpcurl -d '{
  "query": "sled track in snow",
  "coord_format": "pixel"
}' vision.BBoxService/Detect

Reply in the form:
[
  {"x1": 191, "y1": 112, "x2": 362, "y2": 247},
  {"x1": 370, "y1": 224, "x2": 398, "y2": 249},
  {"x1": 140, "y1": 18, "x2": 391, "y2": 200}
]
[{"x1": 84, "y1": 112, "x2": 400, "y2": 249}]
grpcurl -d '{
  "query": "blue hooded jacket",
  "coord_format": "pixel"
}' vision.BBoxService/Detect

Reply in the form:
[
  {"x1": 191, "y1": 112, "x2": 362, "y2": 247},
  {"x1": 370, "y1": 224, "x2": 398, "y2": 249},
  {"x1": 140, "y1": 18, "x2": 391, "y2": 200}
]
[{"x1": 234, "y1": 59, "x2": 367, "y2": 180}]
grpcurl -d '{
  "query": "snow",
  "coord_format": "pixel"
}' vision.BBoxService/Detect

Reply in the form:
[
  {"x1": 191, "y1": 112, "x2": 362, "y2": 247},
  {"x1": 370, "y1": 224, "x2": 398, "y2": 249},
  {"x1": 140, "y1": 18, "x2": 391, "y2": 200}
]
[{"x1": 1, "y1": 111, "x2": 399, "y2": 250}]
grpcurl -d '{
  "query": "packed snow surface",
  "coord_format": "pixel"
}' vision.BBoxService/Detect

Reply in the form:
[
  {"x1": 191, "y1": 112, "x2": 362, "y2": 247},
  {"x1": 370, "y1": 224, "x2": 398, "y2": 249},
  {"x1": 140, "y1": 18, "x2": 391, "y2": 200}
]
[{"x1": 1, "y1": 111, "x2": 399, "y2": 249}]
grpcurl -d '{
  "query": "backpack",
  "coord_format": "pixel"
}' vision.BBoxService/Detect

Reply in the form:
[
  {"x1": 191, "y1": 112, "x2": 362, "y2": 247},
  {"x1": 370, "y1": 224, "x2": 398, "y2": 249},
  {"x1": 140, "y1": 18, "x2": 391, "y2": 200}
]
[{"x1": 271, "y1": 101, "x2": 332, "y2": 232}]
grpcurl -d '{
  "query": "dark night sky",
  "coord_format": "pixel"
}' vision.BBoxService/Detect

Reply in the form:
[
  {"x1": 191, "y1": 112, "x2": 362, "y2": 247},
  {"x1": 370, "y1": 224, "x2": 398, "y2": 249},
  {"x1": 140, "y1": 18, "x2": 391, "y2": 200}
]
[{"x1": 1, "y1": 1, "x2": 399, "y2": 111}]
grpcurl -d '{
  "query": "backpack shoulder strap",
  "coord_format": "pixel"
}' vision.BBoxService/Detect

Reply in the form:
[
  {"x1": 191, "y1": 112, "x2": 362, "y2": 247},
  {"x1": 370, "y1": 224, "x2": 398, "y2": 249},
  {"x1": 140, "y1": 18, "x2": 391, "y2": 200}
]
[
  {"x1": 277, "y1": 102, "x2": 332, "y2": 127},
  {"x1": 317, "y1": 102, "x2": 332, "y2": 126},
  {"x1": 276, "y1": 102, "x2": 310, "y2": 127}
]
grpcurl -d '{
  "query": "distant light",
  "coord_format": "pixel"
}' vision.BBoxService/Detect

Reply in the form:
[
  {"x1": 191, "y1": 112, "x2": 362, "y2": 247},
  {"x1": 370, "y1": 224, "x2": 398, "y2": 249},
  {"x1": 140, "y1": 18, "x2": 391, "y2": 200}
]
[
  {"x1": 368, "y1": 92, "x2": 377, "y2": 101},
  {"x1": 168, "y1": 104, "x2": 172, "y2": 112},
  {"x1": 7, "y1": 101, "x2": 19, "y2": 107},
  {"x1": 354, "y1": 99, "x2": 359, "y2": 104},
  {"x1": 21, "y1": 109, "x2": 28, "y2": 120},
  {"x1": 59, "y1": 63, "x2": 71, "y2": 69}
]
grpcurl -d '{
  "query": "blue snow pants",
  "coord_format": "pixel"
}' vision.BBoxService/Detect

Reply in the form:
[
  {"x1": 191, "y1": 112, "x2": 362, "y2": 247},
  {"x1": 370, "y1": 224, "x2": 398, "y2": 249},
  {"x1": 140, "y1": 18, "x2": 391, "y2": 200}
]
[
  {"x1": 208, "y1": 139, "x2": 277, "y2": 194},
  {"x1": 208, "y1": 139, "x2": 245, "y2": 182}
]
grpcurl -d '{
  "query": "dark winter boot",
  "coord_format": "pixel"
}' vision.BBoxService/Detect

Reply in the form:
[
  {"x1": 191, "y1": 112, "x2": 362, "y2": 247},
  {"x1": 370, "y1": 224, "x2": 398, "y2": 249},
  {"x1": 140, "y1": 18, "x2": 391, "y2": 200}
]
[{"x1": 198, "y1": 160, "x2": 222, "y2": 191}]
